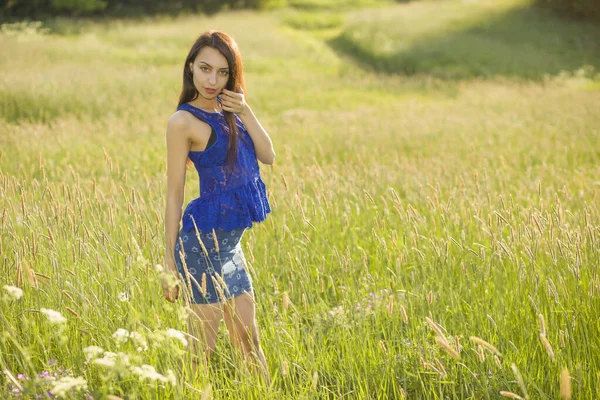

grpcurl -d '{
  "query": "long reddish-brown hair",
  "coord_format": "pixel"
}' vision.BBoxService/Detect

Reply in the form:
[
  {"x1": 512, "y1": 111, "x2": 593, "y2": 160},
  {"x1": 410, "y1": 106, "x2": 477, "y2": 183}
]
[{"x1": 178, "y1": 31, "x2": 246, "y2": 167}]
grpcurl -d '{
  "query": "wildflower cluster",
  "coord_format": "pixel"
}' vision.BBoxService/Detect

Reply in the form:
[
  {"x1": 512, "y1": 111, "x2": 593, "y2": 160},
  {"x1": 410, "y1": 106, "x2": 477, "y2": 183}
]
[
  {"x1": 84, "y1": 344, "x2": 177, "y2": 387},
  {"x1": 3, "y1": 285, "x2": 23, "y2": 301},
  {"x1": 4, "y1": 359, "x2": 90, "y2": 399}
]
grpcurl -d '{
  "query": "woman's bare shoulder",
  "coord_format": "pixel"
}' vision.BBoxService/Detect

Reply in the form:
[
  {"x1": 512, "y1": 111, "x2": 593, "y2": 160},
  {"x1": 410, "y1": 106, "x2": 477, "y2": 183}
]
[
  {"x1": 168, "y1": 109, "x2": 194, "y2": 129},
  {"x1": 168, "y1": 109, "x2": 211, "y2": 136}
]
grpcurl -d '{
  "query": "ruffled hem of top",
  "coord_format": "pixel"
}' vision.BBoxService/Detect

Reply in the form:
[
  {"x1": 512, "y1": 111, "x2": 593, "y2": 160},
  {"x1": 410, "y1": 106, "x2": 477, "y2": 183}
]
[{"x1": 181, "y1": 177, "x2": 271, "y2": 233}]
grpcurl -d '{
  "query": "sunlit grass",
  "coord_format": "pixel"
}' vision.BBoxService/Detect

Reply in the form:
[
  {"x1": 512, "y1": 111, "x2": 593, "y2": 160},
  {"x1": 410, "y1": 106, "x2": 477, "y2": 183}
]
[
  {"x1": 331, "y1": 0, "x2": 600, "y2": 79},
  {"x1": 1, "y1": 1, "x2": 600, "y2": 398}
]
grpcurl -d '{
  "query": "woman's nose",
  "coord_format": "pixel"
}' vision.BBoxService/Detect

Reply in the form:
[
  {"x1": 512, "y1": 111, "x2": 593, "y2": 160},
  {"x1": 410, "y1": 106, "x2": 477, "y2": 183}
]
[{"x1": 208, "y1": 73, "x2": 217, "y2": 85}]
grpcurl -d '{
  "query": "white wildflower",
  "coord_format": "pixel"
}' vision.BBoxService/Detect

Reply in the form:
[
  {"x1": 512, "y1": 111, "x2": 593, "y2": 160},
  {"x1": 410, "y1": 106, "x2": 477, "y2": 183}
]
[
  {"x1": 131, "y1": 364, "x2": 173, "y2": 384},
  {"x1": 147, "y1": 331, "x2": 166, "y2": 348},
  {"x1": 83, "y1": 346, "x2": 104, "y2": 361},
  {"x1": 50, "y1": 376, "x2": 87, "y2": 397},
  {"x1": 40, "y1": 308, "x2": 67, "y2": 324},
  {"x1": 165, "y1": 369, "x2": 176, "y2": 386},
  {"x1": 92, "y1": 357, "x2": 116, "y2": 368},
  {"x1": 3, "y1": 285, "x2": 23, "y2": 300},
  {"x1": 92, "y1": 351, "x2": 129, "y2": 368},
  {"x1": 118, "y1": 292, "x2": 129, "y2": 302},
  {"x1": 165, "y1": 328, "x2": 188, "y2": 347},
  {"x1": 129, "y1": 331, "x2": 148, "y2": 351},
  {"x1": 116, "y1": 352, "x2": 130, "y2": 366},
  {"x1": 112, "y1": 328, "x2": 130, "y2": 345},
  {"x1": 155, "y1": 264, "x2": 164, "y2": 273}
]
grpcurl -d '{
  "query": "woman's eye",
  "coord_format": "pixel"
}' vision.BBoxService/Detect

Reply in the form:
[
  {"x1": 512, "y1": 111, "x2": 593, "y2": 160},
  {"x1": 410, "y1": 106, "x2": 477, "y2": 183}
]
[
  {"x1": 200, "y1": 66, "x2": 209, "y2": 72},
  {"x1": 220, "y1": 70, "x2": 229, "y2": 76}
]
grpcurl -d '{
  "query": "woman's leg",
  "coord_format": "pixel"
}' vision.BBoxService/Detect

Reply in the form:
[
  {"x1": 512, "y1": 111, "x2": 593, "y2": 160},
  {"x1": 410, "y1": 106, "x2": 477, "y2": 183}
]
[
  {"x1": 187, "y1": 303, "x2": 223, "y2": 371},
  {"x1": 223, "y1": 291, "x2": 270, "y2": 385}
]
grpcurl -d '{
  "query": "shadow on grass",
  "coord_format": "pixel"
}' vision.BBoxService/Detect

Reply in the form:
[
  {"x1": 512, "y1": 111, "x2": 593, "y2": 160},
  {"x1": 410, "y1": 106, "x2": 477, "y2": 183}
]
[{"x1": 327, "y1": 4, "x2": 600, "y2": 80}]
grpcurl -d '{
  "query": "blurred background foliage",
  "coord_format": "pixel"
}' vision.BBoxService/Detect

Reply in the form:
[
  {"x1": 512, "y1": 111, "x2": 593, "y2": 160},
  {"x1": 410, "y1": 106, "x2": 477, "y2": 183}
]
[{"x1": 2, "y1": 0, "x2": 599, "y2": 22}]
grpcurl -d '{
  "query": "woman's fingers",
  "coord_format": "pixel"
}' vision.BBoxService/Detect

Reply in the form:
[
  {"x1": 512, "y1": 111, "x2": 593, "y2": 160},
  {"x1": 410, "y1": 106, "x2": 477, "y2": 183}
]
[{"x1": 164, "y1": 286, "x2": 179, "y2": 302}]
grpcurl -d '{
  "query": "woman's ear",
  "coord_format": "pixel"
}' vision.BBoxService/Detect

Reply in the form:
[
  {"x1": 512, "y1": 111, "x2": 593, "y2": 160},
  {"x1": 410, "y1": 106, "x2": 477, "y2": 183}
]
[{"x1": 188, "y1": 62, "x2": 193, "y2": 74}]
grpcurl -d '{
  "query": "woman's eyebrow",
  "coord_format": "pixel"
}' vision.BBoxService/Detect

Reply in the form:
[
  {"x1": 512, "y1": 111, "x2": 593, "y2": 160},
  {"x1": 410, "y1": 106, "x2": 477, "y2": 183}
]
[{"x1": 199, "y1": 61, "x2": 229, "y2": 70}]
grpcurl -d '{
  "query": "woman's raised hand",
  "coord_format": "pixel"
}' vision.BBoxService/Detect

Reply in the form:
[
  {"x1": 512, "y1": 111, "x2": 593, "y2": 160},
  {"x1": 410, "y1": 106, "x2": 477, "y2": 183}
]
[{"x1": 220, "y1": 88, "x2": 248, "y2": 115}]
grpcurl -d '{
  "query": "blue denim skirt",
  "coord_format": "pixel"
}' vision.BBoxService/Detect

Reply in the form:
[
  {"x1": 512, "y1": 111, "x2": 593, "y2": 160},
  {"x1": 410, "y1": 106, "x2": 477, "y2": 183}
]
[{"x1": 174, "y1": 227, "x2": 253, "y2": 304}]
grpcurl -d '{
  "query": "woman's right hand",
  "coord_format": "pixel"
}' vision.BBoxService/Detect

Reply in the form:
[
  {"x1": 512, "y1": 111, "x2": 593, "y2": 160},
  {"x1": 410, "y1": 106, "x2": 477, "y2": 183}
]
[{"x1": 161, "y1": 260, "x2": 180, "y2": 302}]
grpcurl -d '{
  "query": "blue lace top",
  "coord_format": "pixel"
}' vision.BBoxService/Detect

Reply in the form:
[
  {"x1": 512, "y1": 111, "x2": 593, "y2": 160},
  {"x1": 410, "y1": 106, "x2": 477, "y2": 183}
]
[{"x1": 178, "y1": 102, "x2": 271, "y2": 232}]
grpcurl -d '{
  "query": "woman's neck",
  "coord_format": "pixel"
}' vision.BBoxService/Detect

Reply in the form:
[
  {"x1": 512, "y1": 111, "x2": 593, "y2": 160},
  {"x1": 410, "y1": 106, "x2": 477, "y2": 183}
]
[{"x1": 189, "y1": 97, "x2": 221, "y2": 113}]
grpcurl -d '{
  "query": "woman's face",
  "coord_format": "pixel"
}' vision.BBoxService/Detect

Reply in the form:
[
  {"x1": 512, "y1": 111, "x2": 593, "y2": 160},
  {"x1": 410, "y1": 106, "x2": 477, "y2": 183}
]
[{"x1": 189, "y1": 46, "x2": 230, "y2": 100}]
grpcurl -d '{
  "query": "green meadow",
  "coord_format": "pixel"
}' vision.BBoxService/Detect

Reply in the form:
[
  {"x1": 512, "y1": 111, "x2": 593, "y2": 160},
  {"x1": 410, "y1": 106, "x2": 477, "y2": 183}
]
[{"x1": 1, "y1": 0, "x2": 599, "y2": 398}]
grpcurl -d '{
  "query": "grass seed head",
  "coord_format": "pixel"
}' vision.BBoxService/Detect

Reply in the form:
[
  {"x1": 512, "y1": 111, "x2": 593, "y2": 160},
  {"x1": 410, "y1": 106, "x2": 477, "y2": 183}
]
[
  {"x1": 560, "y1": 368, "x2": 571, "y2": 400},
  {"x1": 539, "y1": 333, "x2": 556, "y2": 361},
  {"x1": 500, "y1": 391, "x2": 524, "y2": 399},
  {"x1": 470, "y1": 336, "x2": 501, "y2": 356},
  {"x1": 435, "y1": 336, "x2": 460, "y2": 359},
  {"x1": 400, "y1": 304, "x2": 408, "y2": 324}
]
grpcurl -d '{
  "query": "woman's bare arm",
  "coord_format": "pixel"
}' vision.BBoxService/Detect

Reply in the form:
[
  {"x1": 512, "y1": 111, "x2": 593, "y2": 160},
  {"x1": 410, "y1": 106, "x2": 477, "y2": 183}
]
[
  {"x1": 165, "y1": 111, "x2": 191, "y2": 272},
  {"x1": 238, "y1": 105, "x2": 276, "y2": 165},
  {"x1": 220, "y1": 89, "x2": 275, "y2": 165}
]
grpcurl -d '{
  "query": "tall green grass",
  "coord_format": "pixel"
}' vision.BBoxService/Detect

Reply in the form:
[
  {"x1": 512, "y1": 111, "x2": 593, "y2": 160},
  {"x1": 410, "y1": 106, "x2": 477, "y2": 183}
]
[
  {"x1": 1, "y1": 1, "x2": 599, "y2": 398},
  {"x1": 330, "y1": 0, "x2": 600, "y2": 79}
]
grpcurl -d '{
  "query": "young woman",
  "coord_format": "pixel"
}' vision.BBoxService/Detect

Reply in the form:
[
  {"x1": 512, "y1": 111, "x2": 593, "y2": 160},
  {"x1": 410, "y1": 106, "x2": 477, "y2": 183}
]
[{"x1": 162, "y1": 30, "x2": 275, "y2": 383}]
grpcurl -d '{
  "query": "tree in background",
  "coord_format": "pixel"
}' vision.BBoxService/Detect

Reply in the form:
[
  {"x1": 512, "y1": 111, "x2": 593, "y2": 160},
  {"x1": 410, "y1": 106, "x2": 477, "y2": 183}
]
[
  {"x1": 1, "y1": 0, "x2": 285, "y2": 19},
  {"x1": 537, "y1": 0, "x2": 599, "y2": 21}
]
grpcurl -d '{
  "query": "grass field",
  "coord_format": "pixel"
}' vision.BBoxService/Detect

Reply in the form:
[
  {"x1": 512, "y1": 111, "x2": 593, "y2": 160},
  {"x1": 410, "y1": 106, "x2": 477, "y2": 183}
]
[{"x1": 1, "y1": 0, "x2": 599, "y2": 398}]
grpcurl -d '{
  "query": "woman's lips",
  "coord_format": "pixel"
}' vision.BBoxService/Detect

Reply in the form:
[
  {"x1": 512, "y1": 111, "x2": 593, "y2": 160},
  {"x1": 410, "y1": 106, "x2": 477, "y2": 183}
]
[{"x1": 205, "y1": 88, "x2": 217, "y2": 94}]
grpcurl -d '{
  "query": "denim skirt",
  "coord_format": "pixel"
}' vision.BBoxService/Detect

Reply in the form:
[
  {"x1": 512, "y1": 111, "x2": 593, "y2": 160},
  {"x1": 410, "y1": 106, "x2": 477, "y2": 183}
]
[{"x1": 174, "y1": 227, "x2": 253, "y2": 304}]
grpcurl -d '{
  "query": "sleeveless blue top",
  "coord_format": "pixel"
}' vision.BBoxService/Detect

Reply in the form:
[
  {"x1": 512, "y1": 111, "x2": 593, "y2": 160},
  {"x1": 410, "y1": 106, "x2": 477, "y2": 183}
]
[{"x1": 178, "y1": 103, "x2": 271, "y2": 232}]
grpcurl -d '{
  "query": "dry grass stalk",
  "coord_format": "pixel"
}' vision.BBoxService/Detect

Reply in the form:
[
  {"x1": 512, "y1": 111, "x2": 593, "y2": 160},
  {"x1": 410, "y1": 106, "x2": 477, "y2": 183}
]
[
  {"x1": 3, "y1": 369, "x2": 23, "y2": 391},
  {"x1": 477, "y1": 344, "x2": 485, "y2": 362},
  {"x1": 500, "y1": 391, "x2": 524, "y2": 399},
  {"x1": 65, "y1": 306, "x2": 80, "y2": 318},
  {"x1": 201, "y1": 384, "x2": 212, "y2": 400},
  {"x1": 364, "y1": 189, "x2": 375, "y2": 203},
  {"x1": 212, "y1": 273, "x2": 230, "y2": 298},
  {"x1": 454, "y1": 336, "x2": 461, "y2": 355},
  {"x1": 400, "y1": 305, "x2": 408, "y2": 324},
  {"x1": 511, "y1": 363, "x2": 529, "y2": 399},
  {"x1": 211, "y1": 276, "x2": 227, "y2": 303},
  {"x1": 201, "y1": 273, "x2": 207, "y2": 297},
  {"x1": 559, "y1": 330, "x2": 566, "y2": 348},
  {"x1": 379, "y1": 340, "x2": 387, "y2": 354},
  {"x1": 427, "y1": 290, "x2": 433, "y2": 304},
  {"x1": 282, "y1": 360, "x2": 289, "y2": 376},
  {"x1": 423, "y1": 362, "x2": 441, "y2": 375},
  {"x1": 470, "y1": 336, "x2": 501, "y2": 356},
  {"x1": 435, "y1": 336, "x2": 460, "y2": 359},
  {"x1": 211, "y1": 229, "x2": 220, "y2": 253},
  {"x1": 425, "y1": 317, "x2": 448, "y2": 344},
  {"x1": 538, "y1": 313, "x2": 547, "y2": 336},
  {"x1": 560, "y1": 367, "x2": 571, "y2": 399},
  {"x1": 26, "y1": 264, "x2": 39, "y2": 289},
  {"x1": 191, "y1": 217, "x2": 209, "y2": 257},
  {"x1": 282, "y1": 291, "x2": 290, "y2": 312},
  {"x1": 62, "y1": 290, "x2": 74, "y2": 302},
  {"x1": 178, "y1": 242, "x2": 193, "y2": 296},
  {"x1": 494, "y1": 355, "x2": 502, "y2": 367},
  {"x1": 387, "y1": 295, "x2": 394, "y2": 315},
  {"x1": 35, "y1": 272, "x2": 51, "y2": 280},
  {"x1": 539, "y1": 333, "x2": 556, "y2": 361},
  {"x1": 311, "y1": 371, "x2": 319, "y2": 390},
  {"x1": 16, "y1": 262, "x2": 23, "y2": 288},
  {"x1": 434, "y1": 357, "x2": 447, "y2": 378}
]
